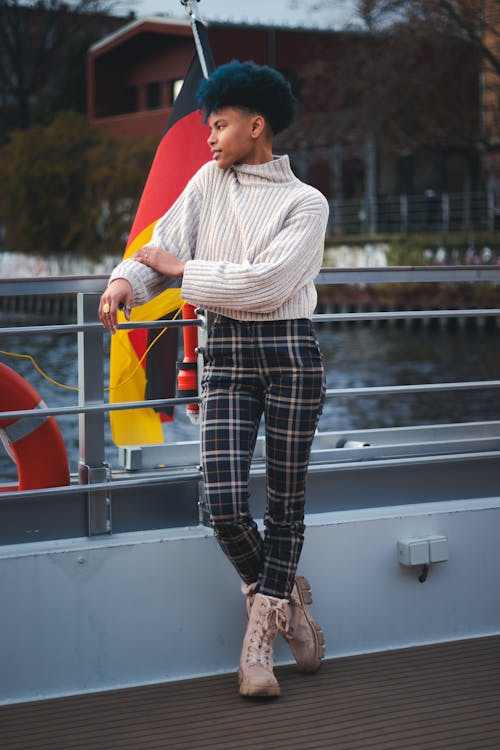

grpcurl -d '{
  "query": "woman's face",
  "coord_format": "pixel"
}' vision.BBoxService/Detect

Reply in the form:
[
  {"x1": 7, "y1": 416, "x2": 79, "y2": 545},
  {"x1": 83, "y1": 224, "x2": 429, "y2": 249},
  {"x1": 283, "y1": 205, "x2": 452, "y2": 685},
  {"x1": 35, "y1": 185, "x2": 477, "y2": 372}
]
[{"x1": 207, "y1": 106, "x2": 264, "y2": 169}]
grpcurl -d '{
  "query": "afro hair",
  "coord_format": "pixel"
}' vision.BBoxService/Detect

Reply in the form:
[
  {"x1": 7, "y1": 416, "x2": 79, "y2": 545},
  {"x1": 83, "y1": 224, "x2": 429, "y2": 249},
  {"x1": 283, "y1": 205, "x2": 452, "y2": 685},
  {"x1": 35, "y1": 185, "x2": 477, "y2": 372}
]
[{"x1": 197, "y1": 61, "x2": 296, "y2": 135}]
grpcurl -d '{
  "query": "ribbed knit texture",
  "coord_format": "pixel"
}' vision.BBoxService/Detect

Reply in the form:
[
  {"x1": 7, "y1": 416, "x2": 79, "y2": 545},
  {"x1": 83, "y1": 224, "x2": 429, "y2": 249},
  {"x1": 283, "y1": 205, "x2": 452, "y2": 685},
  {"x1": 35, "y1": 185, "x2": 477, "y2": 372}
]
[{"x1": 109, "y1": 155, "x2": 329, "y2": 321}]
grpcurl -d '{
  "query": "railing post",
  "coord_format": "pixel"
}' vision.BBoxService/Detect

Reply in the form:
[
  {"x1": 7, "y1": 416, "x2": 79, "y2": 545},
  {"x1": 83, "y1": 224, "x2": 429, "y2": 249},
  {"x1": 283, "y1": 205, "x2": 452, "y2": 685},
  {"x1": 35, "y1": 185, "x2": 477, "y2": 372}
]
[
  {"x1": 77, "y1": 292, "x2": 111, "y2": 535},
  {"x1": 195, "y1": 307, "x2": 207, "y2": 525},
  {"x1": 330, "y1": 198, "x2": 342, "y2": 235},
  {"x1": 463, "y1": 181, "x2": 471, "y2": 228},
  {"x1": 400, "y1": 195, "x2": 408, "y2": 234},
  {"x1": 442, "y1": 193, "x2": 450, "y2": 233},
  {"x1": 487, "y1": 176, "x2": 495, "y2": 231}
]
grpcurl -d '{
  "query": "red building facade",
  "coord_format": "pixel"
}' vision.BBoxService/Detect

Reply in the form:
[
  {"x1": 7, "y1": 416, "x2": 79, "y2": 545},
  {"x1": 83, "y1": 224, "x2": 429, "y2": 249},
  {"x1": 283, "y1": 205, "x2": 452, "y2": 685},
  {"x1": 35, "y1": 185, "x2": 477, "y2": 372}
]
[{"x1": 87, "y1": 17, "x2": 482, "y2": 211}]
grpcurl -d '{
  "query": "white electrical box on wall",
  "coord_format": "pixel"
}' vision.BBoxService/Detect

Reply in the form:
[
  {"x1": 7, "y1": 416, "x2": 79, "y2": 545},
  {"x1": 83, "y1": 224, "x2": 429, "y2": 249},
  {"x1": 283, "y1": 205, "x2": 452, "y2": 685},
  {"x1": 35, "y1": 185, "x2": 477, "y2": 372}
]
[{"x1": 398, "y1": 536, "x2": 449, "y2": 566}]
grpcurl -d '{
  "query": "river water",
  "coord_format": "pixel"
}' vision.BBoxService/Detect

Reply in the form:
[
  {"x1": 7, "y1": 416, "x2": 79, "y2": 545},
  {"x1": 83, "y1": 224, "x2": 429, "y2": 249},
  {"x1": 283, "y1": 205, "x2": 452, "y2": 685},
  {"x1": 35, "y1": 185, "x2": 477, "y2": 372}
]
[{"x1": 1, "y1": 316, "x2": 499, "y2": 483}]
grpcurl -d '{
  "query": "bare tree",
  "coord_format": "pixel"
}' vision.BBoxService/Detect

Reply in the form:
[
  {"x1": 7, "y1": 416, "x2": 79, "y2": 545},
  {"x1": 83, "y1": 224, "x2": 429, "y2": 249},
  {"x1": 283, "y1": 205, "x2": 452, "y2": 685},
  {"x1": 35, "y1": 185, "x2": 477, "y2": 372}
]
[
  {"x1": 292, "y1": 0, "x2": 499, "y2": 71},
  {"x1": 286, "y1": 20, "x2": 479, "y2": 154},
  {"x1": 0, "y1": 0, "x2": 128, "y2": 134},
  {"x1": 357, "y1": 0, "x2": 499, "y2": 147},
  {"x1": 361, "y1": 0, "x2": 500, "y2": 74},
  {"x1": 285, "y1": 0, "x2": 493, "y2": 153}
]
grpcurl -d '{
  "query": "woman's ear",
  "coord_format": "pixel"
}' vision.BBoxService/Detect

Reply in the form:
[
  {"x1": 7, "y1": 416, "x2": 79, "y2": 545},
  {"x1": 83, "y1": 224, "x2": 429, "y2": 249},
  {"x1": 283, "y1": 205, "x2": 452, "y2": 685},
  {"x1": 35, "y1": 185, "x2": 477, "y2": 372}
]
[{"x1": 250, "y1": 114, "x2": 266, "y2": 139}]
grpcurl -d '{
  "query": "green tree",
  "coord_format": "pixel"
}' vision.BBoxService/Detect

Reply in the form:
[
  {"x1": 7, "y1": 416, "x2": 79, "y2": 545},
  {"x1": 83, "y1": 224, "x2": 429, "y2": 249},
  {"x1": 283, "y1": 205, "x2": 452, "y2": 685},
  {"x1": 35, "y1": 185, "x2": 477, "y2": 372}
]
[{"x1": 0, "y1": 111, "x2": 155, "y2": 258}]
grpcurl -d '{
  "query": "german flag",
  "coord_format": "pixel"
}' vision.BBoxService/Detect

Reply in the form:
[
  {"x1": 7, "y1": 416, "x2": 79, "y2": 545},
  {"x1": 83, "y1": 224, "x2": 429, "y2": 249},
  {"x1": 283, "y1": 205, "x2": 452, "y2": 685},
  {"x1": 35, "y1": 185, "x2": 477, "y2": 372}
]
[{"x1": 109, "y1": 15, "x2": 215, "y2": 446}]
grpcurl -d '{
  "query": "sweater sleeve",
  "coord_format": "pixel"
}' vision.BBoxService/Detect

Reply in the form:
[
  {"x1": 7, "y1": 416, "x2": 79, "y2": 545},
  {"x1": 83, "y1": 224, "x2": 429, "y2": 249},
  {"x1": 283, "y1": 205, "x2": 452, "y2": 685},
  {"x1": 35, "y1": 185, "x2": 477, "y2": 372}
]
[
  {"x1": 181, "y1": 191, "x2": 329, "y2": 313},
  {"x1": 108, "y1": 169, "x2": 203, "y2": 307}
]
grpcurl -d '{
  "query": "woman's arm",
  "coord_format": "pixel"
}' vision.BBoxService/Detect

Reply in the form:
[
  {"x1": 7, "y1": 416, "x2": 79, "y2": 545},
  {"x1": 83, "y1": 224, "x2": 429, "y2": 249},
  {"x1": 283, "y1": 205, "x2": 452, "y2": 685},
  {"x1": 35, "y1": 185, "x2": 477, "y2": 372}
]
[
  {"x1": 181, "y1": 193, "x2": 329, "y2": 314},
  {"x1": 98, "y1": 168, "x2": 203, "y2": 331}
]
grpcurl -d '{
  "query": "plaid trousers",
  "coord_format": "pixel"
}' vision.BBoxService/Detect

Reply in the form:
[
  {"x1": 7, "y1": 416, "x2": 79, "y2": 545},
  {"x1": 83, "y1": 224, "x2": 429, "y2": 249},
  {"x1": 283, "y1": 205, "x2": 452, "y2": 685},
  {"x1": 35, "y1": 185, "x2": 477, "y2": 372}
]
[{"x1": 200, "y1": 315, "x2": 325, "y2": 599}]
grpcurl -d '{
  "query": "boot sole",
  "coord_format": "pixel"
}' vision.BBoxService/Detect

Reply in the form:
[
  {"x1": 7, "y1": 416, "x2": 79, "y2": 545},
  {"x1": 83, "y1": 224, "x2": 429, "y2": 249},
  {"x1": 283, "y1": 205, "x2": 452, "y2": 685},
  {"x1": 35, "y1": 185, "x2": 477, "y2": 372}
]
[
  {"x1": 238, "y1": 669, "x2": 280, "y2": 698},
  {"x1": 288, "y1": 575, "x2": 326, "y2": 673}
]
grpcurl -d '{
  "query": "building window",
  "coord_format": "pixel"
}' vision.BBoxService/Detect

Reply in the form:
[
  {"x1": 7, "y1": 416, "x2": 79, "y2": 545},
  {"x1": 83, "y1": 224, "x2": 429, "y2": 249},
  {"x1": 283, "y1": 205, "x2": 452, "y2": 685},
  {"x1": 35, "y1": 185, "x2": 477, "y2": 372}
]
[
  {"x1": 124, "y1": 85, "x2": 138, "y2": 113},
  {"x1": 147, "y1": 81, "x2": 161, "y2": 109}
]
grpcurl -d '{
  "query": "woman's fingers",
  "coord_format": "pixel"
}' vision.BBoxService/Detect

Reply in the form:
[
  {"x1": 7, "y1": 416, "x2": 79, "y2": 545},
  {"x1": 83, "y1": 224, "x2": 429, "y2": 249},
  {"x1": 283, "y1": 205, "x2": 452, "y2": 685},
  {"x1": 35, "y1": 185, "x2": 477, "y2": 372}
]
[
  {"x1": 99, "y1": 279, "x2": 133, "y2": 334},
  {"x1": 132, "y1": 246, "x2": 185, "y2": 277}
]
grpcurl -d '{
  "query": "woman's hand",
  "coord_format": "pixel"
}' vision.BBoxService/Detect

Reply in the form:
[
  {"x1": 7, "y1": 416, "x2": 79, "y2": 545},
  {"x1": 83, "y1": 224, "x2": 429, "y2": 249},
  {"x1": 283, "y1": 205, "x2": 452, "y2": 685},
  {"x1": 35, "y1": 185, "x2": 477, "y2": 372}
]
[
  {"x1": 99, "y1": 278, "x2": 133, "y2": 334},
  {"x1": 133, "y1": 245, "x2": 185, "y2": 278}
]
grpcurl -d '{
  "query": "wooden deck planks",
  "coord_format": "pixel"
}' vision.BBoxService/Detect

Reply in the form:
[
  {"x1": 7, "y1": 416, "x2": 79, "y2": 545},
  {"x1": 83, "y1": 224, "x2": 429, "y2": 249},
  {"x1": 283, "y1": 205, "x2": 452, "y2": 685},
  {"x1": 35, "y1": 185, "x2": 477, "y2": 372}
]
[{"x1": 1, "y1": 635, "x2": 499, "y2": 750}]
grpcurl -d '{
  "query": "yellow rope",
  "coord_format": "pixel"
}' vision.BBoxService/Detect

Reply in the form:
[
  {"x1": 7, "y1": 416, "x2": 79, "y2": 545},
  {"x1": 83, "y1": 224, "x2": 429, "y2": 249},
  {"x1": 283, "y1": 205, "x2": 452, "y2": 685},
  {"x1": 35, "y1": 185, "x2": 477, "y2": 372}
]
[
  {"x1": 0, "y1": 303, "x2": 185, "y2": 394},
  {"x1": 106, "y1": 302, "x2": 185, "y2": 392},
  {"x1": 0, "y1": 348, "x2": 79, "y2": 391}
]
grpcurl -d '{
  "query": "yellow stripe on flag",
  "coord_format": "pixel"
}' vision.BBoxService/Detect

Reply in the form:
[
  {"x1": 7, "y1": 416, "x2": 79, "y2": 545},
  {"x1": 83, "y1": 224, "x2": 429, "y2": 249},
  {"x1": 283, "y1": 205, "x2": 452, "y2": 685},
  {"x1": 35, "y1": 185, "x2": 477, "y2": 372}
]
[{"x1": 109, "y1": 223, "x2": 183, "y2": 446}]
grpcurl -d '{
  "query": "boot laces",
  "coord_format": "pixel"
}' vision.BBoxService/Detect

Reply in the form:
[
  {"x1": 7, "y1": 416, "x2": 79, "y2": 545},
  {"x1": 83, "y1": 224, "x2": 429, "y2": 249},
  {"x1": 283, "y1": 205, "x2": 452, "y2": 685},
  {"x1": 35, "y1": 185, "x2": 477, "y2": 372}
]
[{"x1": 246, "y1": 598, "x2": 289, "y2": 667}]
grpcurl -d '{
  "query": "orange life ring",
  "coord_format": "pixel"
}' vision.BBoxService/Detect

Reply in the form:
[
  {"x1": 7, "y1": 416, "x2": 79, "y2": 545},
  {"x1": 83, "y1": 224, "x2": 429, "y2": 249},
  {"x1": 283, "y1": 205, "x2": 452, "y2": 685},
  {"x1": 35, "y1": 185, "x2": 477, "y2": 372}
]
[{"x1": 0, "y1": 362, "x2": 70, "y2": 491}]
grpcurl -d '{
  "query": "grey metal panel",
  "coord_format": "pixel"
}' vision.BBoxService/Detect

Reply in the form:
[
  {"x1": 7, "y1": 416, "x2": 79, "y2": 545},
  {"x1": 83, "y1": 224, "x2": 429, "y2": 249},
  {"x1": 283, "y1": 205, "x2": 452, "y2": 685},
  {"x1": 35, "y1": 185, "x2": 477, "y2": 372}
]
[
  {"x1": 311, "y1": 453, "x2": 500, "y2": 510},
  {"x1": 0, "y1": 491, "x2": 89, "y2": 545},
  {"x1": 2, "y1": 445, "x2": 500, "y2": 545},
  {"x1": 0, "y1": 479, "x2": 200, "y2": 545},
  {"x1": 245, "y1": 452, "x2": 500, "y2": 518},
  {"x1": 110, "y1": 480, "x2": 200, "y2": 533}
]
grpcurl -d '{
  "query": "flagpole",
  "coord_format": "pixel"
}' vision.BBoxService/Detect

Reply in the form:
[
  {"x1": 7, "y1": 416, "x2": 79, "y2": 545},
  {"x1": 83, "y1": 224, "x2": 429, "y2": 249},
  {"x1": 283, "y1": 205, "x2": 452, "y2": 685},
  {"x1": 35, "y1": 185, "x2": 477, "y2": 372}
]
[{"x1": 181, "y1": 0, "x2": 211, "y2": 79}]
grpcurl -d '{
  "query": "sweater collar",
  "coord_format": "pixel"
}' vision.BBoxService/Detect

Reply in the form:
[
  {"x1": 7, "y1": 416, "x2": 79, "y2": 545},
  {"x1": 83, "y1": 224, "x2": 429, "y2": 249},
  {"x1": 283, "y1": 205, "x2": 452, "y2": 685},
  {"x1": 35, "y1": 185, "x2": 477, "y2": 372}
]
[{"x1": 231, "y1": 155, "x2": 296, "y2": 185}]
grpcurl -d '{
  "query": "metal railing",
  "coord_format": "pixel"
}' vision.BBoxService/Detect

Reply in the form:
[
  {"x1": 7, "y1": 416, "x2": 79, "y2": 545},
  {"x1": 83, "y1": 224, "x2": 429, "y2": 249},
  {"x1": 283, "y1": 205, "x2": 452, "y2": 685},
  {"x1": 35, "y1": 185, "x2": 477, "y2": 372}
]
[
  {"x1": 1, "y1": 266, "x2": 500, "y2": 539},
  {"x1": 328, "y1": 189, "x2": 499, "y2": 235}
]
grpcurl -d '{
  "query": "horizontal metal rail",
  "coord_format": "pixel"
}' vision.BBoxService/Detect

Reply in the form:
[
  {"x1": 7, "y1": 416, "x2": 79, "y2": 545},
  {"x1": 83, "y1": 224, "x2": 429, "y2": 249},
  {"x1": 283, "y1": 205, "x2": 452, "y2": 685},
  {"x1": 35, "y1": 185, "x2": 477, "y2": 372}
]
[
  {"x1": 1, "y1": 379, "x2": 499, "y2": 423},
  {"x1": 313, "y1": 308, "x2": 500, "y2": 323},
  {"x1": 1, "y1": 307, "x2": 498, "y2": 338},
  {"x1": 0, "y1": 396, "x2": 201, "y2": 421},
  {"x1": 0, "y1": 469, "x2": 202, "y2": 502},
  {"x1": 0, "y1": 294, "x2": 498, "y2": 421},
  {"x1": 2, "y1": 447, "x2": 500, "y2": 503},
  {"x1": 0, "y1": 274, "x2": 109, "y2": 296},
  {"x1": 1, "y1": 265, "x2": 499, "y2": 298},
  {"x1": 326, "y1": 380, "x2": 500, "y2": 397},
  {"x1": 1, "y1": 270, "x2": 499, "y2": 536},
  {"x1": 0, "y1": 318, "x2": 201, "y2": 337}
]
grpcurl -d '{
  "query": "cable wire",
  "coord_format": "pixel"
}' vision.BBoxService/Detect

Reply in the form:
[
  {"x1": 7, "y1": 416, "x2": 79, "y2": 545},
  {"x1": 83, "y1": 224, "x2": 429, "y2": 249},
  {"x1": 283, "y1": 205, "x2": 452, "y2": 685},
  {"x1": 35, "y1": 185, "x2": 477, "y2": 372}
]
[{"x1": 0, "y1": 303, "x2": 185, "y2": 394}]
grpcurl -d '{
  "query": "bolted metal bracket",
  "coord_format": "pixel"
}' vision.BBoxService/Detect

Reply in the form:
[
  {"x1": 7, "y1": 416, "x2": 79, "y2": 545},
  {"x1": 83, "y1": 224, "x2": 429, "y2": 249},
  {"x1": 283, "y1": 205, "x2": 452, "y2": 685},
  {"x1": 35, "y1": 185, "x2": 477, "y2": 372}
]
[
  {"x1": 197, "y1": 475, "x2": 210, "y2": 526},
  {"x1": 80, "y1": 462, "x2": 112, "y2": 536}
]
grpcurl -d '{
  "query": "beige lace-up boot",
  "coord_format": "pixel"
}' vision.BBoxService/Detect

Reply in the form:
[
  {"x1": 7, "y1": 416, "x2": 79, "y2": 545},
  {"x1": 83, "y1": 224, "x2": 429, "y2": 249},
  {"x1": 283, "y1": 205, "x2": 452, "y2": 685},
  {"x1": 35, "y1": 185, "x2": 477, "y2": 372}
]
[
  {"x1": 241, "y1": 580, "x2": 258, "y2": 617},
  {"x1": 238, "y1": 592, "x2": 289, "y2": 698},
  {"x1": 241, "y1": 576, "x2": 325, "y2": 673},
  {"x1": 285, "y1": 575, "x2": 325, "y2": 673}
]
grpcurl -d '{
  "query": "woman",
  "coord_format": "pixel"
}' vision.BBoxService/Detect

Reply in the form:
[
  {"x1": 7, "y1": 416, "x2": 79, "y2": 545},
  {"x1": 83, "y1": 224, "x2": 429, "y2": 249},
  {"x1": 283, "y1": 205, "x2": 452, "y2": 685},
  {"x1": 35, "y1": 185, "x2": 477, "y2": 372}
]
[{"x1": 99, "y1": 61, "x2": 329, "y2": 698}]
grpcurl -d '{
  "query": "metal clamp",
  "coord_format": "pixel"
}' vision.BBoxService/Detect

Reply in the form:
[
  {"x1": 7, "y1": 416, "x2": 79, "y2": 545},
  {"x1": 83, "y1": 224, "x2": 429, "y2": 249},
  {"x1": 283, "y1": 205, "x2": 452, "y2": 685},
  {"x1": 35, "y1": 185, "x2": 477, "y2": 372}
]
[{"x1": 80, "y1": 462, "x2": 112, "y2": 535}]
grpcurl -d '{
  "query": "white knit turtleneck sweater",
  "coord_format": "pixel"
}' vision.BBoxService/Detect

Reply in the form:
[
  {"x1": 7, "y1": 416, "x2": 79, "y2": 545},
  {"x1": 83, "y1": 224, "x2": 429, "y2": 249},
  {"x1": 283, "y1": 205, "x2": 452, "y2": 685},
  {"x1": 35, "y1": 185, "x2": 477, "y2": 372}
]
[{"x1": 109, "y1": 155, "x2": 329, "y2": 321}]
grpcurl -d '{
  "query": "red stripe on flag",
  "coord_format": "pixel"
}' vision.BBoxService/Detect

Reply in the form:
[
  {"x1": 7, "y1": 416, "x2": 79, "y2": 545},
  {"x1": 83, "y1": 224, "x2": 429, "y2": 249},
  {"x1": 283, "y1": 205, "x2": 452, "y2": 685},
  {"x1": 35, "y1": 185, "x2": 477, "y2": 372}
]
[
  {"x1": 127, "y1": 110, "x2": 211, "y2": 247},
  {"x1": 128, "y1": 328, "x2": 148, "y2": 368}
]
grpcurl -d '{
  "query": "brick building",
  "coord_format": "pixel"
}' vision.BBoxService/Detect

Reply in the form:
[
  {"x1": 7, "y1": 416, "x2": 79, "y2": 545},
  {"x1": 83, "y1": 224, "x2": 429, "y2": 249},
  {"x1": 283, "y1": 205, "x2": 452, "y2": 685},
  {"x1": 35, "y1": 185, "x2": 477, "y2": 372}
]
[
  {"x1": 87, "y1": 16, "x2": 483, "y2": 210},
  {"x1": 483, "y1": 0, "x2": 500, "y2": 191}
]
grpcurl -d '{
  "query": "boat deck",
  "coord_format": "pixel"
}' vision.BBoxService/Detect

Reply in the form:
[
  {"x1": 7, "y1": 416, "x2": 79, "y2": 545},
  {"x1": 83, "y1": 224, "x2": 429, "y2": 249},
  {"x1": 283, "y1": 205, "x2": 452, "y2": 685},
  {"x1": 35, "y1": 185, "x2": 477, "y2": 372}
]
[{"x1": 2, "y1": 635, "x2": 499, "y2": 750}]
